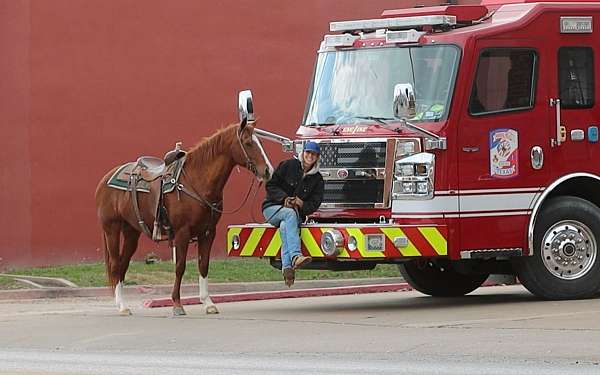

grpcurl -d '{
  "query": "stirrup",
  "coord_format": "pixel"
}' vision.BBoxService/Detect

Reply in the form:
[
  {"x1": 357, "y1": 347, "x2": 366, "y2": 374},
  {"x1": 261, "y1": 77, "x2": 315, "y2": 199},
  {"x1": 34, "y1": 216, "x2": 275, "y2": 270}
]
[{"x1": 152, "y1": 221, "x2": 163, "y2": 241}]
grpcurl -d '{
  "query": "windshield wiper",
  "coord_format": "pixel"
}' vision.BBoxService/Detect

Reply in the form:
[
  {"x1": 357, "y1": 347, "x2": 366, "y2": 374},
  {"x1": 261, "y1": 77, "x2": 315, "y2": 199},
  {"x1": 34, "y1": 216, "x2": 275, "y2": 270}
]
[
  {"x1": 306, "y1": 122, "x2": 344, "y2": 135},
  {"x1": 352, "y1": 116, "x2": 395, "y2": 125},
  {"x1": 306, "y1": 121, "x2": 336, "y2": 127}
]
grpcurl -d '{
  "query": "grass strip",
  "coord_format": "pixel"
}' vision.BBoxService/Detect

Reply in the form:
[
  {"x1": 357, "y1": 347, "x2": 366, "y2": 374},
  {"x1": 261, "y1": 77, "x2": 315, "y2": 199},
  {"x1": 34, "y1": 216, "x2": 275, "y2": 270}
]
[
  {"x1": 1, "y1": 258, "x2": 400, "y2": 289},
  {"x1": 0, "y1": 276, "x2": 24, "y2": 290}
]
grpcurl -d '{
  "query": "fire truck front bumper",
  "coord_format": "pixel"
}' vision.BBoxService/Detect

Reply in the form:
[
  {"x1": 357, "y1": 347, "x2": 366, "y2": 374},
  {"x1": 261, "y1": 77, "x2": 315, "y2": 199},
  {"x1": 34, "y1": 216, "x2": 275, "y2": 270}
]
[{"x1": 227, "y1": 223, "x2": 447, "y2": 259}]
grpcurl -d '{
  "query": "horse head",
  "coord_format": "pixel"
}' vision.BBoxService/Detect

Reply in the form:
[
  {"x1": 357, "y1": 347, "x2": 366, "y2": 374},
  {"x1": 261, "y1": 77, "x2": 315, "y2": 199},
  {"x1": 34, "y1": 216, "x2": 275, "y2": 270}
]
[{"x1": 233, "y1": 119, "x2": 274, "y2": 181}]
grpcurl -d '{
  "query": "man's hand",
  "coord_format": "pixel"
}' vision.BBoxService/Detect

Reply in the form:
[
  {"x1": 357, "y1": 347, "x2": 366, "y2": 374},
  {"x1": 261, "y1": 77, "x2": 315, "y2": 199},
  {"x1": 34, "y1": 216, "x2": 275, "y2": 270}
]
[
  {"x1": 292, "y1": 197, "x2": 304, "y2": 209},
  {"x1": 283, "y1": 197, "x2": 295, "y2": 208}
]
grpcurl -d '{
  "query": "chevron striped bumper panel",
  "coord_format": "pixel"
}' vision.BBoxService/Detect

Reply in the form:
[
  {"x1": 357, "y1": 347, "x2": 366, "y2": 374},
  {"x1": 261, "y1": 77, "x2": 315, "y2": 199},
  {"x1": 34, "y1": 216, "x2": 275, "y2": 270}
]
[{"x1": 227, "y1": 224, "x2": 447, "y2": 259}]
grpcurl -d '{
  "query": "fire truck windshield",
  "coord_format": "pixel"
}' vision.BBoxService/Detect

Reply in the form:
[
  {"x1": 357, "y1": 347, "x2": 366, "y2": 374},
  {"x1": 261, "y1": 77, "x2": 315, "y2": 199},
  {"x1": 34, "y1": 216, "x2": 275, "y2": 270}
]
[{"x1": 303, "y1": 45, "x2": 460, "y2": 126}]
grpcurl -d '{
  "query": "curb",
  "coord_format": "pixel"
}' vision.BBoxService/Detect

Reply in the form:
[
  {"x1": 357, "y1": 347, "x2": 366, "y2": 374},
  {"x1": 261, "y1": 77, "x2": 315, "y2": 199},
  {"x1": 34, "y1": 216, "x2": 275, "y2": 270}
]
[
  {"x1": 0, "y1": 277, "x2": 405, "y2": 301},
  {"x1": 0, "y1": 277, "x2": 517, "y2": 303},
  {"x1": 142, "y1": 280, "x2": 512, "y2": 308},
  {"x1": 0, "y1": 287, "x2": 116, "y2": 300},
  {"x1": 143, "y1": 283, "x2": 414, "y2": 308}
]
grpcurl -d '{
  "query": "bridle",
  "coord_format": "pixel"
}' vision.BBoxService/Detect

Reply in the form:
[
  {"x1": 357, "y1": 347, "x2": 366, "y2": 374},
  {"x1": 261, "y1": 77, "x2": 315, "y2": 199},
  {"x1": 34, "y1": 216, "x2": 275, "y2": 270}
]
[
  {"x1": 237, "y1": 128, "x2": 258, "y2": 176},
  {"x1": 176, "y1": 127, "x2": 264, "y2": 215}
]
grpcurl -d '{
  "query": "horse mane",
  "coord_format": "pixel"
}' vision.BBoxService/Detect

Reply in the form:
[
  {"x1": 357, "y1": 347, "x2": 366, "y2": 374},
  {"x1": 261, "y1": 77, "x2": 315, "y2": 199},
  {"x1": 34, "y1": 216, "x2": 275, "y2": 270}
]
[{"x1": 185, "y1": 123, "x2": 238, "y2": 170}]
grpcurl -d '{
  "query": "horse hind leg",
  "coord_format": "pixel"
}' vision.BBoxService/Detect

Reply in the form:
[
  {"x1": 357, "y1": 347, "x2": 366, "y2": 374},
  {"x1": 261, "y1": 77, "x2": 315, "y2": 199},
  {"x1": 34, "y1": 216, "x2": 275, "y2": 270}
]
[
  {"x1": 103, "y1": 222, "x2": 130, "y2": 315},
  {"x1": 198, "y1": 231, "x2": 218, "y2": 315},
  {"x1": 114, "y1": 223, "x2": 141, "y2": 316}
]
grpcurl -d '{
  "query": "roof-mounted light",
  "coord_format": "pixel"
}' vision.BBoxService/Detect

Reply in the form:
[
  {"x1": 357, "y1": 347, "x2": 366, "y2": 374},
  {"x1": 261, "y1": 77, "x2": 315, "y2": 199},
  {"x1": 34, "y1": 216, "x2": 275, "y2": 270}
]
[
  {"x1": 386, "y1": 29, "x2": 426, "y2": 44},
  {"x1": 323, "y1": 34, "x2": 360, "y2": 48},
  {"x1": 330, "y1": 15, "x2": 456, "y2": 33}
]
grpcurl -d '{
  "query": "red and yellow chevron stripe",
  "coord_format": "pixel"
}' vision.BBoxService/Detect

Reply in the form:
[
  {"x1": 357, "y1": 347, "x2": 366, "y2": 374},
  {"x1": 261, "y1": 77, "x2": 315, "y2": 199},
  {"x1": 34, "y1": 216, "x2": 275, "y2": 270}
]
[{"x1": 227, "y1": 224, "x2": 447, "y2": 259}]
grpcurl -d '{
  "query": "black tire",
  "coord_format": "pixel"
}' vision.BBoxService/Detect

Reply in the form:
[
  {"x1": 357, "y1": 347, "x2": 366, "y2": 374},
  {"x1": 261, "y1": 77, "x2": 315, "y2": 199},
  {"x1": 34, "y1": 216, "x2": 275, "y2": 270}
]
[
  {"x1": 513, "y1": 196, "x2": 600, "y2": 300},
  {"x1": 398, "y1": 260, "x2": 489, "y2": 297}
]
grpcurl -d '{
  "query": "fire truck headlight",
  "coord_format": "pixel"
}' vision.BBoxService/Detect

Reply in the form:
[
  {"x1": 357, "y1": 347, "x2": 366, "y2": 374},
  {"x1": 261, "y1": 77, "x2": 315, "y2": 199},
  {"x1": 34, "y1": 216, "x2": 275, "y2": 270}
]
[
  {"x1": 392, "y1": 152, "x2": 435, "y2": 200},
  {"x1": 394, "y1": 162, "x2": 429, "y2": 178},
  {"x1": 402, "y1": 182, "x2": 416, "y2": 193},
  {"x1": 416, "y1": 181, "x2": 429, "y2": 194},
  {"x1": 321, "y1": 230, "x2": 344, "y2": 256},
  {"x1": 415, "y1": 163, "x2": 428, "y2": 176},
  {"x1": 395, "y1": 163, "x2": 415, "y2": 177}
]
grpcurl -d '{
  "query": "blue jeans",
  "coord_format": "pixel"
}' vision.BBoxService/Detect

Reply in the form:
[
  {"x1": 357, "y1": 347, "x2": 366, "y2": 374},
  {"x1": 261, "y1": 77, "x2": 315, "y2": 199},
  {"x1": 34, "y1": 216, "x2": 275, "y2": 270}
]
[{"x1": 263, "y1": 205, "x2": 301, "y2": 270}]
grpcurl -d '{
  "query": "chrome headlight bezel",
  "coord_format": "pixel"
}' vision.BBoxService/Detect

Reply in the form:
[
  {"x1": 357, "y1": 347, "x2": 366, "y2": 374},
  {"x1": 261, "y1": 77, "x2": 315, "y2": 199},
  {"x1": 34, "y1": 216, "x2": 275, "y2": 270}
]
[
  {"x1": 393, "y1": 152, "x2": 435, "y2": 200},
  {"x1": 320, "y1": 229, "x2": 344, "y2": 257}
]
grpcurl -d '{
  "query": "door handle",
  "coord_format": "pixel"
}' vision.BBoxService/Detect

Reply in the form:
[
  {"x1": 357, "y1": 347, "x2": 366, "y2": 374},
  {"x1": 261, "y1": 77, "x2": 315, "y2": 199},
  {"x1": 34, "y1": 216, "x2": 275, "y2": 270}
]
[
  {"x1": 531, "y1": 146, "x2": 544, "y2": 170},
  {"x1": 462, "y1": 146, "x2": 480, "y2": 153},
  {"x1": 550, "y1": 98, "x2": 563, "y2": 147}
]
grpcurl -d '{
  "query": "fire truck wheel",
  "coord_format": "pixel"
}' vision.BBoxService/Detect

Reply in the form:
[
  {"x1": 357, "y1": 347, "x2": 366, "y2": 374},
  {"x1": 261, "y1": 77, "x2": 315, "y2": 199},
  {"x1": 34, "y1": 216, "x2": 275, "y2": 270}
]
[
  {"x1": 398, "y1": 260, "x2": 489, "y2": 297},
  {"x1": 514, "y1": 196, "x2": 600, "y2": 300}
]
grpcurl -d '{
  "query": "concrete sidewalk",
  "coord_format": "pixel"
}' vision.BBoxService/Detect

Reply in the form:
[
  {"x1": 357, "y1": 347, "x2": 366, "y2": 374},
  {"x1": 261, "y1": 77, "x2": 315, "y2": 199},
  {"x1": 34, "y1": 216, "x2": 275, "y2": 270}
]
[{"x1": 0, "y1": 277, "x2": 406, "y2": 301}]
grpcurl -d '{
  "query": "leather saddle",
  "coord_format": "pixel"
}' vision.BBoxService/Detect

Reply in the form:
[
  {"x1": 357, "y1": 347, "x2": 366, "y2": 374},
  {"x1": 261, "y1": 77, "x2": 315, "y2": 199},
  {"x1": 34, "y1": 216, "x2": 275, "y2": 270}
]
[
  {"x1": 135, "y1": 156, "x2": 167, "y2": 181},
  {"x1": 134, "y1": 141, "x2": 186, "y2": 180},
  {"x1": 128, "y1": 142, "x2": 186, "y2": 242}
]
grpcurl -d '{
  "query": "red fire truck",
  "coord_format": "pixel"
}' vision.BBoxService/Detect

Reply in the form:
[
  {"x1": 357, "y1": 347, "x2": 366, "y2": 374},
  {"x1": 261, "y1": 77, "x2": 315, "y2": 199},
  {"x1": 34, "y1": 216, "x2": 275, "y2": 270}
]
[{"x1": 228, "y1": 0, "x2": 600, "y2": 300}]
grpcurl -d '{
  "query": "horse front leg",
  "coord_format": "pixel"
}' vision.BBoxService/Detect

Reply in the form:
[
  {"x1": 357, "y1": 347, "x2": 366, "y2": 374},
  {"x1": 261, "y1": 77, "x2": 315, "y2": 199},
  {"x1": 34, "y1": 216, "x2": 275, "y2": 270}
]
[
  {"x1": 198, "y1": 229, "x2": 218, "y2": 314},
  {"x1": 172, "y1": 227, "x2": 191, "y2": 316}
]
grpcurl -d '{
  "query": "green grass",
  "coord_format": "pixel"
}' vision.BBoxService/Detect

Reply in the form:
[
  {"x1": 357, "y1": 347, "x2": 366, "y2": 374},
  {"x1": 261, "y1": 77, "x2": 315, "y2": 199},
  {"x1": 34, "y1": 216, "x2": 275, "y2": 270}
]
[
  {"x1": 0, "y1": 276, "x2": 24, "y2": 290},
  {"x1": 0, "y1": 258, "x2": 400, "y2": 289}
]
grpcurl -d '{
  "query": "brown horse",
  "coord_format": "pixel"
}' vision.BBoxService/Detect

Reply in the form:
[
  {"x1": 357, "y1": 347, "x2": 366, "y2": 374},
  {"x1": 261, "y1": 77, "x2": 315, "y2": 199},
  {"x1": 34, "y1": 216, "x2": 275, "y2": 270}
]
[{"x1": 95, "y1": 121, "x2": 273, "y2": 315}]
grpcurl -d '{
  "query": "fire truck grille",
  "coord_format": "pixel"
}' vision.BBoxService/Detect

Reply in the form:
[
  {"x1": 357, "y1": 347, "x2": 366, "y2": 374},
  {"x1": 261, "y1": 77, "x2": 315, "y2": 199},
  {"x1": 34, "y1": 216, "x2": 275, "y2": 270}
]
[
  {"x1": 318, "y1": 141, "x2": 388, "y2": 208},
  {"x1": 323, "y1": 180, "x2": 385, "y2": 205},
  {"x1": 319, "y1": 142, "x2": 386, "y2": 168}
]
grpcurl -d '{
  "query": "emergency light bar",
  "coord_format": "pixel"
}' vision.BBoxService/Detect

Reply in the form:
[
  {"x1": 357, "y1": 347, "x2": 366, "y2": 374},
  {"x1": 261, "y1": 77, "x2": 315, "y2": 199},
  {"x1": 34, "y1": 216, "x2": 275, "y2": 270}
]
[
  {"x1": 330, "y1": 15, "x2": 456, "y2": 33},
  {"x1": 386, "y1": 29, "x2": 426, "y2": 44},
  {"x1": 323, "y1": 34, "x2": 360, "y2": 48}
]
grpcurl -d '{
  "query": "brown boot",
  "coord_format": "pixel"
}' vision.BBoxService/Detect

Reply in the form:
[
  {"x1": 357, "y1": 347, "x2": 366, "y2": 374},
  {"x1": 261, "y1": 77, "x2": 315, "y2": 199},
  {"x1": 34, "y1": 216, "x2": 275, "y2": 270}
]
[
  {"x1": 282, "y1": 268, "x2": 295, "y2": 287},
  {"x1": 292, "y1": 255, "x2": 312, "y2": 269}
]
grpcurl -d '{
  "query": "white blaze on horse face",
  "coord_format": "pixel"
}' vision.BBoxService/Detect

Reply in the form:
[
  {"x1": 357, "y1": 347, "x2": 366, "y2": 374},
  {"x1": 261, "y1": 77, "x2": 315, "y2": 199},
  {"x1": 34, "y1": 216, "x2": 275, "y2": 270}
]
[{"x1": 252, "y1": 134, "x2": 274, "y2": 180}]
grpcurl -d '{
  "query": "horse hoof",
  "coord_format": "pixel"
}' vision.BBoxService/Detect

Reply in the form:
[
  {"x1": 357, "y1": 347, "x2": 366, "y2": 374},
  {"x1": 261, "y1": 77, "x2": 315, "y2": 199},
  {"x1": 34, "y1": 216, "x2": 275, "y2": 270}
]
[
  {"x1": 206, "y1": 305, "x2": 219, "y2": 314},
  {"x1": 173, "y1": 306, "x2": 187, "y2": 316},
  {"x1": 119, "y1": 308, "x2": 132, "y2": 316}
]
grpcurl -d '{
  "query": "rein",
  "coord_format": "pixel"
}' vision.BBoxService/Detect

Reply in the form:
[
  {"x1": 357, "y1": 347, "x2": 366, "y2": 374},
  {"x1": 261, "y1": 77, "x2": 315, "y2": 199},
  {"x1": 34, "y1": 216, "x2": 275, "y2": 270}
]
[
  {"x1": 175, "y1": 126, "x2": 263, "y2": 215},
  {"x1": 177, "y1": 169, "x2": 261, "y2": 215}
]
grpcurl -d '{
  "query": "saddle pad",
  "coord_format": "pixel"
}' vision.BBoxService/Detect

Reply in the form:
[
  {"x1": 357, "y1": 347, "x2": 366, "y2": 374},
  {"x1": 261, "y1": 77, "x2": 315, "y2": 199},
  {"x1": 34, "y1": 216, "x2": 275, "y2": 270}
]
[{"x1": 106, "y1": 157, "x2": 186, "y2": 193}]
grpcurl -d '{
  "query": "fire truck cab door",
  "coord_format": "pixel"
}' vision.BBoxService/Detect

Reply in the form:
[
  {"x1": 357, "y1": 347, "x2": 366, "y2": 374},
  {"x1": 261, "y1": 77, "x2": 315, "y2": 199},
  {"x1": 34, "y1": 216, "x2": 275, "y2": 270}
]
[
  {"x1": 457, "y1": 39, "x2": 549, "y2": 252},
  {"x1": 546, "y1": 42, "x2": 597, "y2": 178}
]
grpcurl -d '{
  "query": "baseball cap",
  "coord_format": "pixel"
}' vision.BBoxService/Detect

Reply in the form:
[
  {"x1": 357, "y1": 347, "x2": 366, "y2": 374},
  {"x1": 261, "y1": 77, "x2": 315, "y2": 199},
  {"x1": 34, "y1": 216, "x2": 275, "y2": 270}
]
[{"x1": 303, "y1": 141, "x2": 320, "y2": 154}]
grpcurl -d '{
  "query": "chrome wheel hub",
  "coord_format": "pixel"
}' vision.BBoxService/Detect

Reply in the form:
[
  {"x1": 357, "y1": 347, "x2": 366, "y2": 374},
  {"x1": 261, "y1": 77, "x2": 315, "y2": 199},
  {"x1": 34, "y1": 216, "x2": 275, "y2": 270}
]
[{"x1": 541, "y1": 220, "x2": 597, "y2": 280}]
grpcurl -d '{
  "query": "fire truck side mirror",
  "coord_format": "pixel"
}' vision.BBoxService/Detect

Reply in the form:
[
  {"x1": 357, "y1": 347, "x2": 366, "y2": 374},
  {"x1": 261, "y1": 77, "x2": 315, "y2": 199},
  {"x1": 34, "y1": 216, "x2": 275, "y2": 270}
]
[
  {"x1": 238, "y1": 90, "x2": 256, "y2": 124},
  {"x1": 393, "y1": 83, "x2": 417, "y2": 119}
]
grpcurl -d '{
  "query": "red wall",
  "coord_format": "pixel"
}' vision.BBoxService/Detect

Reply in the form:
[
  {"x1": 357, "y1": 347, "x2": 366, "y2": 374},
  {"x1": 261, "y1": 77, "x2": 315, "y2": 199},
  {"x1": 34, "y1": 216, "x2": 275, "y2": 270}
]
[{"x1": 1, "y1": 0, "x2": 456, "y2": 268}]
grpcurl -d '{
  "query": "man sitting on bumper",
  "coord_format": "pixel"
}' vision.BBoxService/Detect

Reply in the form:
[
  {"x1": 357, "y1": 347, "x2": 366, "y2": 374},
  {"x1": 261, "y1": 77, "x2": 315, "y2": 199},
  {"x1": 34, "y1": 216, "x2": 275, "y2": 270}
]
[{"x1": 262, "y1": 141, "x2": 325, "y2": 287}]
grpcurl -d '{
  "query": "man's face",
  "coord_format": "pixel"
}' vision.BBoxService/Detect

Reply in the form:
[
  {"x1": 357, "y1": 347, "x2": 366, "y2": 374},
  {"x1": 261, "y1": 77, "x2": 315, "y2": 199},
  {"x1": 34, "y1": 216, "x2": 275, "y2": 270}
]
[{"x1": 303, "y1": 150, "x2": 319, "y2": 167}]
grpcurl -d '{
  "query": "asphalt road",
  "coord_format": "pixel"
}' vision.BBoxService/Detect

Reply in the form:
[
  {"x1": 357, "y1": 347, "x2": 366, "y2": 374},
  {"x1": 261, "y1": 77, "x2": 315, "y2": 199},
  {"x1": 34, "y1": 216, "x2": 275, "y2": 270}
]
[{"x1": 1, "y1": 285, "x2": 599, "y2": 374}]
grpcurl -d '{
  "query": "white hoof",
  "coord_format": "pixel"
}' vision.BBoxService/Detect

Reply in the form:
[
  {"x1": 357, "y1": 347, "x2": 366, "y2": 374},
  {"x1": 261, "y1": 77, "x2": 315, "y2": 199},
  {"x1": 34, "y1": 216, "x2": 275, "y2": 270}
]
[
  {"x1": 173, "y1": 306, "x2": 187, "y2": 316},
  {"x1": 118, "y1": 308, "x2": 132, "y2": 316},
  {"x1": 206, "y1": 305, "x2": 219, "y2": 314}
]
